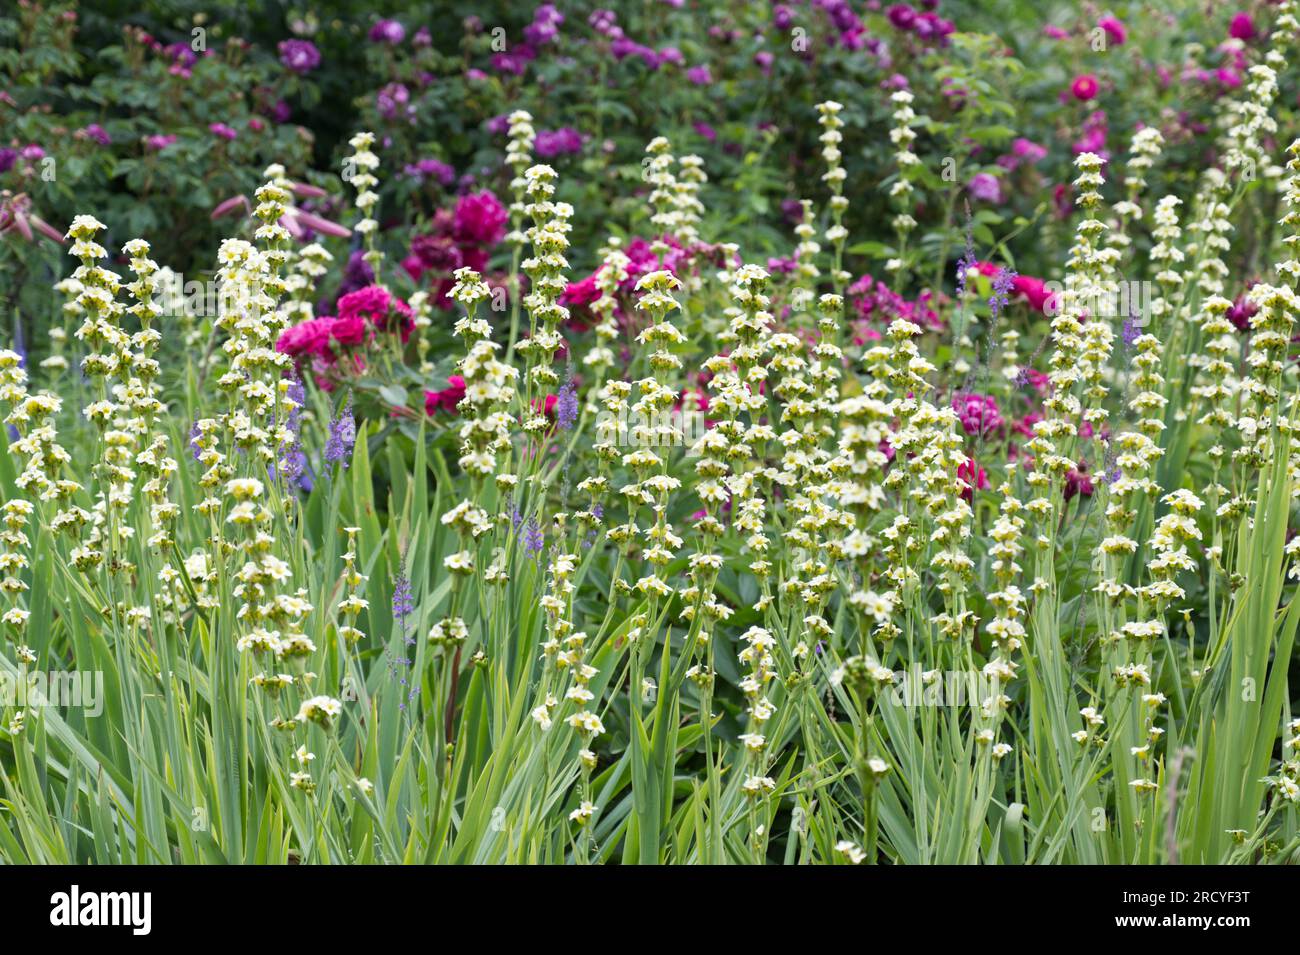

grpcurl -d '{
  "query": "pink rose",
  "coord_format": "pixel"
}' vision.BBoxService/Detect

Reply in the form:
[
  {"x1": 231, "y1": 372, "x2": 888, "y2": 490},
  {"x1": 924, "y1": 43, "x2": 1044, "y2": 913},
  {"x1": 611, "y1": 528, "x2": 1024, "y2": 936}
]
[
  {"x1": 1070, "y1": 74, "x2": 1099, "y2": 101},
  {"x1": 329, "y1": 315, "x2": 368, "y2": 346},
  {"x1": 276, "y1": 317, "x2": 336, "y2": 359}
]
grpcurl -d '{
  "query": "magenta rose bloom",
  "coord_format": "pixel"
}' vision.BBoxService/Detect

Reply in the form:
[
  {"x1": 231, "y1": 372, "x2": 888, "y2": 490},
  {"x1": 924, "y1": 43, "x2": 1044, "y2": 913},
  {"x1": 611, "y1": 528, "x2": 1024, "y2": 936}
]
[
  {"x1": 278, "y1": 39, "x2": 320, "y2": 74},
  {"x1": 686, "y1": 65, "x2": 712, "y2": 85},
  {"x1": 339, "y1": 285, "x2": 413, "y2": 328},
  {"x1": 957, "y1": 458, "x2": 988, "y2": 501},
  {"x1": 329, "y1": 315, "x2": 369, "y2": 347},
  {"x1": 276, "y1": 317, "x2": 336, "y2": 359},
  {"x1": 369, "y1": 19, "x2": 405, "y2": 44},
  {"x1": 1071, "y1": 74, "x2": 1100, "y2": 101},
  {"x1": 1098, "y1": 16, "x2": 1126, "y2": 45},
  {"x1": 560, "y1": 273, "x2": 601, "y2": 309},
  {"x1": 1064, "y1": 462, "x2": 1095, "y2": 501},
  {"x1": 952, "y1": 392, "x2": 1004, "y2": 437},
  {"x1": 1229, "y1": 12, "x2": 1256, "y2": 41},
  {"x1": 968, "y1": 172, "x2": 1001, "y2": 203},
  {"x1": 452, "y1": 190, "x2": 508, "y2": 246},
  {"x1": 425, "y1": 375, "x2": 467, "y2": 416},
  {"x1": 80, "y1": 124, "x2": 111, "y2": 146},
  {"x1": 534, "y1": 127, "x2": 584, "y2": 158}
]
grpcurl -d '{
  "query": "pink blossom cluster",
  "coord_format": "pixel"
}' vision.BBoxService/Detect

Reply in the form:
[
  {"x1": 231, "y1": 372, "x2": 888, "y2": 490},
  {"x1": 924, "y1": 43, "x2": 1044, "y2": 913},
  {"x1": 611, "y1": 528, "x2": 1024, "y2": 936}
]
[
  {"x1": 402, "y1": 190, "x2": 509, "y2": 308},
  {"x1": 847, "y1": 273, "x2": 945, "y2": 335},
  {"x1": 276, "y1": 285, "x2": 415, "y2": 385},
  {"x1": 952, "y1": 392, "x2": 1004, "y2": 437}
]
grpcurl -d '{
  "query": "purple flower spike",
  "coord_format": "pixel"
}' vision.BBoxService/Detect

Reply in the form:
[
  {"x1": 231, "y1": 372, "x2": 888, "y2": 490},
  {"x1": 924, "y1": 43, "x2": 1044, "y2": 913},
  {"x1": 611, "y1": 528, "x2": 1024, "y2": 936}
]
[
  {"x1": 556, "y1": 378, "x2": 579, "y2": 431},
  {"x1": 326, "y1": 394, "x2": 356, "y2": 468},
  {"x1": 524, "y1": 517, "x2": 544, "y2": 556}
]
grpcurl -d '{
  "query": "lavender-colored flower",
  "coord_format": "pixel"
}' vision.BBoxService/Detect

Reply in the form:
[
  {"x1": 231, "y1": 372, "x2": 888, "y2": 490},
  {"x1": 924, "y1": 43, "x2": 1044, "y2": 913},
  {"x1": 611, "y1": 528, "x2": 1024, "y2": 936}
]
[
  {"x1": 989, "y1": 267, "x2": 1017, "y2": 323},
  {"x1": 369, "y1": 19, "x2": 406, "y2": 44},
  {"x1": 954, "y1": 235, "x2": 977, "y2": 300},
  {"x1": 1102, "y1": 444, "x2": 1122, "y2": 485},
  {"x1": 1121, "y1": 312, "x2": 1141, "y2": 349},
  {"x1": 278, "y1": 39, "x2": 321, "y2": 74},
  {"x1": 326, "y1": 394, "x2": 356, "y2": 468},
  {"x1": 392, "y1": 568, "x2": 414, "y2": 626},
  {"x1": 275, "y1": 372, "x2": 309, "y2": 489},
  {"x1": 523, "y1": 517, "x2": 544, "y2": 556},
  {"x1": 188, "y1": 420, "x2": 203, "y2": 461},
  {"x1": 556, "y1": 378, "x2": 579, "y2": 431}
]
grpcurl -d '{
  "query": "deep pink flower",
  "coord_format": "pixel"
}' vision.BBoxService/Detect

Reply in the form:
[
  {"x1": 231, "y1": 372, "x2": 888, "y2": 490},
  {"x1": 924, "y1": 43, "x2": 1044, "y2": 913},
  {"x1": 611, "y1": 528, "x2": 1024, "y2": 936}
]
[
  {"x1": 276, "y1": 317, "x2": 336, "y2": 359},
  {"x1": 425, "y1": 375, "x2": 467, "y2": 415},
  {"x1": 209, "y1": 122, "x2": 237, "y2": 141},
  {"x1": 1012, "y1": 412, "x2": 1043, "y2": 439},
  {"x1": 1229, "y1": 12, "x2": 1256, "y2": 41},
  {"x1": 1052, "y1": 183, "x2": 1073, "y2": 219},
  {"x1": 329, "y1": 315, "x2": 368, "y2": 347},
  {"x1": 560, "y1": 273, "x2": 601, "y2": 309},
  {"x1": 79, "y1": 124, "x2": 111, "y2": 146},
  {"x1": 686, "y1": 65, "x2": 712, "y2": 85},
  {"x1": 1064, "y1": 462, "x2": 1094, "y2": 501},
  {"x1": 452, "y1": 190, "x2": 508, "y2": 246},
  {"x1": 1019, "y1": 369, "x2": 1051, "y2": 393},
  {"x1": 1071, "y1": 74, "x2": 1100, "y2": 101},
  {"x1": 957, "y1": 458, "x2": 989, "y2": 501},
  {"x1": 1073, "y1": 114, "x2": 1108, "y2": 156},
  {"x1": 886, "y1": 4, "x2": 917, "y2": 30},
  {"x1": 968, "y1": 172, "x2": 1001, "y2": 203},
  {"x1": 1227, "y1": 290, "x2": 1259, "y2": 331},
  {"x1": 997, "y1": 137, "x2": 1047, "y2": 171},
  {"x1": 409, "y1": 235, "x2": 462, "y2": 282},
  {"x1": 338, "y1": 286, "x2": 390, "y2": 321},
  {"x1": 952, "y1": 392, "x2": 1004, "y2": 437},
  {"x1": 1098, "y1": 16, "x2": 1126, "y2": 45},
  {"x1": 337, "y1": 284, "x2": 415, "y2": 340},
  {"x1": 1013, "y1": 275, "x2": 1057, "y2": 313}
]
